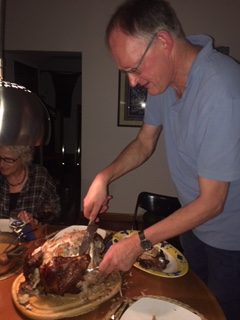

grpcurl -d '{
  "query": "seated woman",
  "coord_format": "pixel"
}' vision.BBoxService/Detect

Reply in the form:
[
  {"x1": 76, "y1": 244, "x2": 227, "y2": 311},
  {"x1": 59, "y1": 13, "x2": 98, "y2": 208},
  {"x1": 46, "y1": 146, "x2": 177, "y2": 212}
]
[{"x1": 0, "y1": 146, "x2": 61, "y2": 224}]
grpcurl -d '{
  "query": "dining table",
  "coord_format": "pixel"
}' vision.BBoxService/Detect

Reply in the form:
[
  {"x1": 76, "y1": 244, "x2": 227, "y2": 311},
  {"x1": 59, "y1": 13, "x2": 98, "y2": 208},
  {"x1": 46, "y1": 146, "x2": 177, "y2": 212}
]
[{"x1": 0, "y1": 224, "x2": 226, "y2": 320}]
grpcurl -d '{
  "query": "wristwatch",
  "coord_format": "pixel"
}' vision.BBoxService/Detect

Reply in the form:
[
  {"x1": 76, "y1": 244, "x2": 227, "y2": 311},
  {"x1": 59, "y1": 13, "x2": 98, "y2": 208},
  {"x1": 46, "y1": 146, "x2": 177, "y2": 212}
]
[{"x1": 138, "y1": 230, "x2": 153, "y2": 251}]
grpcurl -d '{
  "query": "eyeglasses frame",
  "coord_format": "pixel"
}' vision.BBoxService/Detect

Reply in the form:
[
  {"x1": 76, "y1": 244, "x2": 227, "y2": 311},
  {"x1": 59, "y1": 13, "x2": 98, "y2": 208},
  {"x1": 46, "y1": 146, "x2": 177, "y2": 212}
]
[
  {"x1": 123, "y1": 32, "x2": 157, "y2": 75},
  {"x1": 0, "y1": 156, "x2": 20, "y2": 164}
]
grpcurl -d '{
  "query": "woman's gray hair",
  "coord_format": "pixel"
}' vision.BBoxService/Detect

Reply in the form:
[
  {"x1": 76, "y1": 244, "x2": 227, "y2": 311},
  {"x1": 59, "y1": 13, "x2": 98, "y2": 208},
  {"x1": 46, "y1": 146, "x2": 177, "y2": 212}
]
[
  {"x1": 6, "y1": 146, "x2": 33, "y2": 166},
  {"x1": 106, "y1": 0, "x2": 185, "y2": 45}
]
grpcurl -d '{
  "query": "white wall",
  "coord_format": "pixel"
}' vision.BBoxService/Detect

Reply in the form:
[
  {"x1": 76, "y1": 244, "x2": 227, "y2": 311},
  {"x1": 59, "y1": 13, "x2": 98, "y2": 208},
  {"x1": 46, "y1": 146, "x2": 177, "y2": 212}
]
[{"x1": 5, "y1": 0, "x2": 240, "y2": 213}]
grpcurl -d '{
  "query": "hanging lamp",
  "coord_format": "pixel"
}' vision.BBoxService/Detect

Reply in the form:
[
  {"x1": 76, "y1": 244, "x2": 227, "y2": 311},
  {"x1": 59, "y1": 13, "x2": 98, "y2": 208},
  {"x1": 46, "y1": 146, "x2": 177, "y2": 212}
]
[{"x1": 0, "y1": 0, "x2": 51, "y2": 145}]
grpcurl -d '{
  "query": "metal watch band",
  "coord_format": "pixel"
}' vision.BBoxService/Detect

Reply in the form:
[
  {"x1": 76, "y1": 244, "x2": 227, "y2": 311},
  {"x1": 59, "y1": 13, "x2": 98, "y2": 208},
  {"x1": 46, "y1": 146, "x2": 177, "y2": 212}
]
[{"x1": 138, "y1": 230, "x2": 153, "y2": 251}]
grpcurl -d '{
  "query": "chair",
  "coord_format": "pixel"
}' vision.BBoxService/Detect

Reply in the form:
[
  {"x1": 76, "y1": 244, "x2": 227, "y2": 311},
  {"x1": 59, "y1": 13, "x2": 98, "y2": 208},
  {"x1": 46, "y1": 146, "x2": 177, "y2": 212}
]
[{"x1": 133, "y1": 191, "x2": 182, "y2": 249}]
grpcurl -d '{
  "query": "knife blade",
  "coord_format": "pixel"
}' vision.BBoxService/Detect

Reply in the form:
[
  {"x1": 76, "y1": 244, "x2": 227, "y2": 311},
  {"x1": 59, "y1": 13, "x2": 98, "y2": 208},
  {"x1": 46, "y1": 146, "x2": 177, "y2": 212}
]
[{"x1": 79, "y1": 220, "x2": 99, "y2": 256}]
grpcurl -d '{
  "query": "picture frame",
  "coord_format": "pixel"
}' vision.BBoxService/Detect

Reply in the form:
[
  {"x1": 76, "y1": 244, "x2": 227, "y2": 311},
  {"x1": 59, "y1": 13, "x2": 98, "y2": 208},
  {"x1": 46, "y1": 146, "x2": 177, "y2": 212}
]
[{"x1": 118, "y1": 71, "x2": 147, "y2": 127}]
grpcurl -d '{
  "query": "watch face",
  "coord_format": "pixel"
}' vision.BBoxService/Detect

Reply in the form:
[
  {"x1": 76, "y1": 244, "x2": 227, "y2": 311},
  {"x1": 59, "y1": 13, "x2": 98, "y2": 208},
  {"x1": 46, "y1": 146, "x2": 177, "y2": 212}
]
[
  {"x1": 142, "y1": 239, "x2": 153, "y2": 250},
  {"x1": 138, "y1": 231, "x2": 153, "y2": 251}
]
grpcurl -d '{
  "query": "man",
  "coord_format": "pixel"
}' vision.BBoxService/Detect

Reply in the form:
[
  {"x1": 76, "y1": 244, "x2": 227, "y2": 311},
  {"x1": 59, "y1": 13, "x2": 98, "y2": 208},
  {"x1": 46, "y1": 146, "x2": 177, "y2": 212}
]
[{"x1": 83, "y1": 1, "x2": 240, "y2": 318}]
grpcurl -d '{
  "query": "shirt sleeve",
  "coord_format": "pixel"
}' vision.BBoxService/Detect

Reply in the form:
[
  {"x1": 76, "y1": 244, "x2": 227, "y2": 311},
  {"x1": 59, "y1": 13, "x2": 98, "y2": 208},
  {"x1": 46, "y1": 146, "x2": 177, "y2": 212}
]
[
  {"x1": 144, "y1": 94, "x2": 164, "y2": 126},
  {"x1": 198, "y1": 94, "x2": 240, "y2": 182}
]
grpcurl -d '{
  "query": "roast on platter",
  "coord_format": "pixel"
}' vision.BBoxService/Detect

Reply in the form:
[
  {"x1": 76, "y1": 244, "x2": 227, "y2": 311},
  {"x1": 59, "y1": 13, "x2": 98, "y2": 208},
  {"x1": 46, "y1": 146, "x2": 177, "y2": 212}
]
[{"x1": 12, "y1": 225, "x2": 122, "y2": 320}]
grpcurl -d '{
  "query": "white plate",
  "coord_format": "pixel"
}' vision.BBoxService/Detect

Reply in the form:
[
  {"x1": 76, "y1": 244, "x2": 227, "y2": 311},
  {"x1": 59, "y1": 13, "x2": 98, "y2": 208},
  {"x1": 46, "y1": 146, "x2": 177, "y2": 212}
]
[
  {"x1": 32, "y1": 225, "x2": 107, "y2": 257},
  {"x1": 52, "y1": 225, "x2": 106, "y2": 240},
  {"x1": 0, "y1": 219, "x2": 12, "y2": 232},
  {"x1": 120, "y1": 297, "x2": 204, "y2": 320}
]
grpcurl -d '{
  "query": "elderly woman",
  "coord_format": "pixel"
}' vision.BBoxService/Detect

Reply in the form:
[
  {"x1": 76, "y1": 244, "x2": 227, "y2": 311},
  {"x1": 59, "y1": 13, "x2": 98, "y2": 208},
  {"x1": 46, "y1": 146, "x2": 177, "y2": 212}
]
[{"x1": 0, "y1": 146, "x2": 60, "y2": 223}]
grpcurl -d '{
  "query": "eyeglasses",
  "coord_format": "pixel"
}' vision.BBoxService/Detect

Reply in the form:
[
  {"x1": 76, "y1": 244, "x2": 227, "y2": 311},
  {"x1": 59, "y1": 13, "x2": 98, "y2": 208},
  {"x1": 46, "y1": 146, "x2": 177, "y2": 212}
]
[
  {"x1": 123, "y1": 33, "x2": 157, "y2": 75},
  {"x1": 0, "y1": 156, "x2": 19, "y2": 164}
]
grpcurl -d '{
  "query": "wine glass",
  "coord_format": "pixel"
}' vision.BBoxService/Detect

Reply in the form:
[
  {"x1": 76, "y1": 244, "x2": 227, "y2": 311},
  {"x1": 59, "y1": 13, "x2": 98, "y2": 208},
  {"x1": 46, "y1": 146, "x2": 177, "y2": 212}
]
[{"x1": 9, "y1": 211, "x2": 36, "y2": 241}]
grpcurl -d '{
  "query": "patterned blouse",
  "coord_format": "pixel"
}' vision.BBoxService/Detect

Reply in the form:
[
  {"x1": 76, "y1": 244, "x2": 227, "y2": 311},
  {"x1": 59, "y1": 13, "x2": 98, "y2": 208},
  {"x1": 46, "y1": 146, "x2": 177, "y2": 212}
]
[{"x1": 0, "y1": 164, "x2": 61, "y2": 222}]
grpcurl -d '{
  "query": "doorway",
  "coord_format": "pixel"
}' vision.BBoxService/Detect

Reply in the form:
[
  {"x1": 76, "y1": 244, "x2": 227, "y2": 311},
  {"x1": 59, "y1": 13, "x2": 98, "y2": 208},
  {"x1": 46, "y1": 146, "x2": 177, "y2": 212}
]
[{"x1": 5, "y1": 50, "x2": 82, "y2": 225}]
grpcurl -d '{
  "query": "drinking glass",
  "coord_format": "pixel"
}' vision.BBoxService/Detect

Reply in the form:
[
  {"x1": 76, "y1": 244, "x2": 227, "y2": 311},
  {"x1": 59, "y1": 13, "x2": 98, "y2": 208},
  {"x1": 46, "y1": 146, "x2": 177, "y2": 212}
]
[
  {"x1": 9, "y1": 211, "x2": 36, "y2": 241},
  {"x1": 9, "y1": 211, "x2": 25, "y2": 234}
]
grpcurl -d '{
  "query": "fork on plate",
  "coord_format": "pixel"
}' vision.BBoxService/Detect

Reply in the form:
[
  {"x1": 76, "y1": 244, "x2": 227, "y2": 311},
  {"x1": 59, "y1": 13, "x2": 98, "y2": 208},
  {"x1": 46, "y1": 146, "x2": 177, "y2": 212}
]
[{"x1": 110, "y1": 299, "x2": 129, "y2": 320}]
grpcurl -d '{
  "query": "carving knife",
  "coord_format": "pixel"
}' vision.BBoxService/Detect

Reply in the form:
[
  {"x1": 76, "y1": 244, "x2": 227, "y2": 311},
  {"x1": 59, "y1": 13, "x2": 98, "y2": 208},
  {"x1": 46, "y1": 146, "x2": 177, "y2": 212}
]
[{"x1": 79, "y1": 219, "x2": 99, "y2": 255}]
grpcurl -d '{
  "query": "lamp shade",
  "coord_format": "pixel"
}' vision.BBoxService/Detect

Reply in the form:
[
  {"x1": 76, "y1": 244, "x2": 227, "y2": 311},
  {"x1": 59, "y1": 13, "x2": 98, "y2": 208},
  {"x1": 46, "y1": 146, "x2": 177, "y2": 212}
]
[{"x1": 0, "y1": 81, "x2": 51, "y2": 145}]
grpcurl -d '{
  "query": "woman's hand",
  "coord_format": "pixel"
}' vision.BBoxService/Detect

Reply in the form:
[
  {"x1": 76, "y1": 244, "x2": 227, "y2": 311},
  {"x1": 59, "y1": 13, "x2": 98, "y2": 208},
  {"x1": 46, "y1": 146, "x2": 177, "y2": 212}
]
[
  {"x1": 17, "y1": 210, "x2": 38, "y2": 225},
  {"x1": 98, "y1": 234, "x2": 143, "y2": 274}
]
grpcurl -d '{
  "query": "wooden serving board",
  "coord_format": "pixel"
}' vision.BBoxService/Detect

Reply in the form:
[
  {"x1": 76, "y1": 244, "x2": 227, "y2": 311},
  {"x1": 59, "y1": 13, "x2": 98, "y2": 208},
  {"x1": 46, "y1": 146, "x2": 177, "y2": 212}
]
[{"x1": 12, "y1": 272, "x2": 122, "y2": 320}]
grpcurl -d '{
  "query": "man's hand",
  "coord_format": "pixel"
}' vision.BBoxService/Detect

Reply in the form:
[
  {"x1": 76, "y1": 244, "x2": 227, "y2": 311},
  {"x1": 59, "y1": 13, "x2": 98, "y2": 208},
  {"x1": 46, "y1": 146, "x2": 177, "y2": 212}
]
[
  {"x1": 83, "y1": 174, "x2": 112, "y2": 220},
  {"x1": 99, "y1": 234, "x2": 142, "y2": 274}
]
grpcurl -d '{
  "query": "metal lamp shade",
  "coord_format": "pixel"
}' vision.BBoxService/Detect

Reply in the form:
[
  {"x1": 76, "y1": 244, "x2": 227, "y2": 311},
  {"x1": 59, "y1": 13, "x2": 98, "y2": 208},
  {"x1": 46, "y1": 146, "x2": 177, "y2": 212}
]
[{"x1": 0, "y1": 81, "x2": 51, "y2": 145}]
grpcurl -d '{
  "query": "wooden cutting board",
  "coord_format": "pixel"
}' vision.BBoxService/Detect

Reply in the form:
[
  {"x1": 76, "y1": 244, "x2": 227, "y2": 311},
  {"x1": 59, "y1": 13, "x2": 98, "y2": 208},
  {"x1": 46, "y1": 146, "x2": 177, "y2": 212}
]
[{"x1": 12, "y1": 271, "x2": 122, "y2": 320}]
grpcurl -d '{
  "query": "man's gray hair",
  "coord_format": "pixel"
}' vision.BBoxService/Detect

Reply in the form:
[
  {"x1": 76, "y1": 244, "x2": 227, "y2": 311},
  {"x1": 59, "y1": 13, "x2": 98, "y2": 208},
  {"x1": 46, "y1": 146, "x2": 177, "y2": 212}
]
[{"x1": 106, "y1": 0, "x2": 185, "y2": 45}]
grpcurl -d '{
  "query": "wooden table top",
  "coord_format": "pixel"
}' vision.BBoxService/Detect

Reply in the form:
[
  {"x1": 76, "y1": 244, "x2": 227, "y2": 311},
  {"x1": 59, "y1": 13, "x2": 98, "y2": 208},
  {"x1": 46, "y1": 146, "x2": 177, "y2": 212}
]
[{"x1": 0, "y1": 225, "x2": 226, "y2": 320}]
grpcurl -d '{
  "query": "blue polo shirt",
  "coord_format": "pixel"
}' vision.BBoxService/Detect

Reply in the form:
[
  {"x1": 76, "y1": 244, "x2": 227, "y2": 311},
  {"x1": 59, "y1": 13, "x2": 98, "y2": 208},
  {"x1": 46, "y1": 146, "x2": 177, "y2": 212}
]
[{"x1": 144, "y1": 35, "x2": 240, "y2": 250}]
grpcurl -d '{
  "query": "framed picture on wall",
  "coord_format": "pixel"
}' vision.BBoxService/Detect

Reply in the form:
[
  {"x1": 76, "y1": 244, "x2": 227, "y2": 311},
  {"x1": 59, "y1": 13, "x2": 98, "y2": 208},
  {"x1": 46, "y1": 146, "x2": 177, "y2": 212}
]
[{"x1": 118, "y1": 72, "x2": 147, "y2": 127}]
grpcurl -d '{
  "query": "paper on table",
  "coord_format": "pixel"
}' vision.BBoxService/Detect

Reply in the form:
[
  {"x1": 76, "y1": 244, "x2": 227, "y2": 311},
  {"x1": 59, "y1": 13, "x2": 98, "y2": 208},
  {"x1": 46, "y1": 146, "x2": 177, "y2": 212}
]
[{"x1": 0, "y1": 219, "x2": 12, "y2": 232}]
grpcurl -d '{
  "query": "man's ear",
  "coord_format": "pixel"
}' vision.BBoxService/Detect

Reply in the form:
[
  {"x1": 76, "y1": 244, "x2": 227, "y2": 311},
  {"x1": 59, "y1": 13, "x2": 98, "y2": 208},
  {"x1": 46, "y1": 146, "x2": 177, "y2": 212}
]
[{"x1": 156, "y1": 31, "x2": 174, "y2": 51}]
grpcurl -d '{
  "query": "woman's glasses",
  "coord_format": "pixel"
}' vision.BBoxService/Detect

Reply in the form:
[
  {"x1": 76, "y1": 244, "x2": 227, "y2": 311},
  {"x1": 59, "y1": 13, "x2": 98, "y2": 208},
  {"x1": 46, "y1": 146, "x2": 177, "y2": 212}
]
[{"x1": 0, "y1": 156, "x2": 19, "y2": 164}]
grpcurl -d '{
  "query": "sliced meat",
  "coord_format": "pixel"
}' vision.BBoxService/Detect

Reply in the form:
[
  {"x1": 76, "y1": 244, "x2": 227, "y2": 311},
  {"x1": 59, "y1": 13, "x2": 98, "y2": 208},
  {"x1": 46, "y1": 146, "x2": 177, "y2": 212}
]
[{"x1": 137, "y1": 249, "x2": 169, "y2": 271}]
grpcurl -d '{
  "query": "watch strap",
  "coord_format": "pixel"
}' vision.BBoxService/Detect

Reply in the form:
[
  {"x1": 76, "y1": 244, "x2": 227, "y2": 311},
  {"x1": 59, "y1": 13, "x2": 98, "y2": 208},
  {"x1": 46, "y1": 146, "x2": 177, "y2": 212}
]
[{"x1": 138, "y1": 230, "x2": 153, "y2": 250}]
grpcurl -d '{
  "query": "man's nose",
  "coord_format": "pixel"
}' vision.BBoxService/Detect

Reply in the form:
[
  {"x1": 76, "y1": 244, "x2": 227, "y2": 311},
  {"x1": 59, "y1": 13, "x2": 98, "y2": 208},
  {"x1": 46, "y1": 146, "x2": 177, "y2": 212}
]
[{"x1": 127, "y1": 73, "x2": 139, "y2": 88}]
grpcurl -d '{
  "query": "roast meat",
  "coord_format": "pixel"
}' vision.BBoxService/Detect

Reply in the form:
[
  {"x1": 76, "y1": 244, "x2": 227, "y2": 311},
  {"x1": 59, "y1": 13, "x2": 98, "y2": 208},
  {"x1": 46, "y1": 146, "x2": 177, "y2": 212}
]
[
  {"x1": 40, "y1": 255, "x2": 91, "y2": 295},
  {"x1": 19, "y1": 229, "x2": 104, "y2": 297}
]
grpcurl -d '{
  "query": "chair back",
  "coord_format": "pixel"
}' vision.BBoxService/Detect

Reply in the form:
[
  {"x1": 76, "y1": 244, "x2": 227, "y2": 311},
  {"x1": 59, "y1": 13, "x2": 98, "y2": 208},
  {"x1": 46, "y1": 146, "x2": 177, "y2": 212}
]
[
  {"x1": 133, "y1": 191, "x2": 181, "y2": 229},
  {"x1": 133, "y1": 191, "x2": 182, "y2": 250}
]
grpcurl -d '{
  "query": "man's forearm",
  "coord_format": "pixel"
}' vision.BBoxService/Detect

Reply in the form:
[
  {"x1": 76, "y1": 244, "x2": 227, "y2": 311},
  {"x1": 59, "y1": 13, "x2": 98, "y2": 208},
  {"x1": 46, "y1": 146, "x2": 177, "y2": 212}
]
[
  {"x1": 100, "y1": 124, "x2": 161, "y2": 185},
  {"x1": 100, "y1": 137, "x2": 153, "y2": 185},
  {"x1": 83, "y1": 125, "x2": 161, "y2": 219}
]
